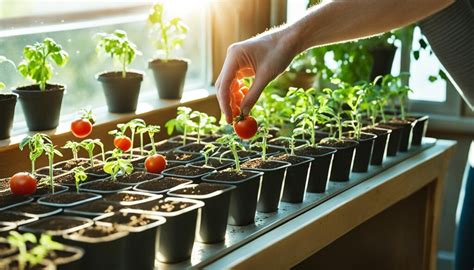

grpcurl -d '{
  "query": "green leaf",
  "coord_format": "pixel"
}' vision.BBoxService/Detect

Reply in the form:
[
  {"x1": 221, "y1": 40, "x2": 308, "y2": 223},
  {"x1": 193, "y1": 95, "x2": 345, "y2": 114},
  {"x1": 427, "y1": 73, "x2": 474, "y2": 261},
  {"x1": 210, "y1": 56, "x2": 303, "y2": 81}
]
[
  {"x1": 428, "y1": 75, "x2": 437, "y2": 82},
  {"x1": 413, "y1": 50, "x2": 420, "y2": 60},
  {"x1": 419, "y1": 38, "x2": 428, "y2": 49},
  {"x1": 439, "y1": 69, "x2": 448, "y2": 81}
]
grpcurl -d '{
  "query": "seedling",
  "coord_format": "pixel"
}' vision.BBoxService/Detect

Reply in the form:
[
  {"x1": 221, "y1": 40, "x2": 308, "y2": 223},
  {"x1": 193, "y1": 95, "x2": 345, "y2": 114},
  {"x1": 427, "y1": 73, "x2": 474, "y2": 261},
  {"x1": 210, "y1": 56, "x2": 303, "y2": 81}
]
[
  {"x1": 7, "y1": 231, "x2": 63, "y2": 270},
  {"x1": 361, "y1": 77, "x2": 384, "y2": 126},
  {"x1": 148, "y1": 2, "x2": 189, "y2": 60},
  {"x1": 63, "y1": 141, "x2": 81, "y2": 160},
  {"x1": 80, "y1": 139, "x2": 105, "y2": 167},
  {"x1": 95, "y1": 30, "x2": 141, "y2": 78},
  {"x1": 216, "y1": 134, "x2": 246, "y2": 172},
  {"x1": 103, "y1": 150, "x2": 134, "y2": 181},
  {"x1": 42, "y1": 143, "x2": 62, "y2": 194},
  {"x1": 381, "y1": 74, "x2": 412, "y2": 120},
  {"x1": 278, "y1": 128, "x2": 309, "y2": 155},
  {"x1": 332, "y1": 81, "x2": 366, "y2": 140},
  {"x1": 19, "y1": 133, "x2": 52, "y2": 174},
  {"x1": 72, "y1": 166, "x2": 87, "y2": 193},
  {"x1": 165, "y1": 106, "x2": 197, "y2": 146},
  {"x1": 201, "y1": 143, "x2": 217, "y2": 167},
  {"x1": 0, "y1": 55, "x2": 15, "y2": 90},
  {"x1": 191, "y1": 111, "x2": 218, "y2": 144},
  {"x1": 250, "y1": 126, "x2": 272, "y2": 161},
  {"x1": 144, "y1": 125, "x2": 161, "y2": 155},
  {"x1": 17, "y1": 38, "x2": 69, "y2": 91},
  {"x1": 117, "y1": 119, "x2": 146, "y2": 157}
]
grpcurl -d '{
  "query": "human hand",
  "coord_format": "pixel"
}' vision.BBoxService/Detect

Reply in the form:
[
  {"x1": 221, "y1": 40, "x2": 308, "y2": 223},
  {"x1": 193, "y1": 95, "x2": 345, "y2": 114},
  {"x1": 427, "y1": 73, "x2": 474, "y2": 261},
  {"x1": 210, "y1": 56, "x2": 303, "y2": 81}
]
[{"x1": 215, "y1": 30, "x2": 296, "y2": 123}]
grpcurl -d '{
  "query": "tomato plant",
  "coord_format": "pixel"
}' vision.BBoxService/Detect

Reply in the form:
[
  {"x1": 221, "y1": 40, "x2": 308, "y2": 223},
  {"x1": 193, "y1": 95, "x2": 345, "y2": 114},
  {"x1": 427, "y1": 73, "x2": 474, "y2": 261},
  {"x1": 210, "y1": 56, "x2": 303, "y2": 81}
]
[
  {"x1": 201, "y1": 143, "x2": 217, "y2": 167},
  {"x1": 72, "y1": 166, "x2": 87, "y2": 193},
  {"x1": 381, "y1": 73, "x2": 412, "y2": 120},
  {"x1": 95, "y1": 30, "x2": 141, "y2": 78},
  {"x1": 216, "y1": 134, "x2": 246, "y2": 172},
  {"x1": 71, "y1": 109, "x2": 95, "y2": 139},
  {"x1": 117, "y1": 119, "x2": 146, "y2": 156},
  {"x1": 145, "y1": 154, "x2": 167, "y2": 174},
  {"x1": 165, "y1": 106, "x2": 197, "y2": 146},
  {"x1": 62, "y1": 141, "x2": 81, "y2": 161},
  {"x1": 80, "y1": 139, "x2": 105, "y2": 166},
  {"x1": 191, "y1": 111, "x2": 218, "y2": 144},
  {"x1": 103, "y1": 151, "x2": 134, "y2": 181},
  {"x1": 10, "y1": 172, "x2": 37, "y2": 196},
  {"x1": 42, "y1": 143, "x2": 63, "y2": 194},
  {"x1": 19, "y1": 133, "x2": 52, "y2": 174},
  {"x1": 233, "y1": 116, "x2": 258, "y2": 140},
  {"x1": 17, "y1": 38, "x2": 69, "y2": 91},
  {"x1": 143, "y1": 125, "x2": 161, "y2": 155}
]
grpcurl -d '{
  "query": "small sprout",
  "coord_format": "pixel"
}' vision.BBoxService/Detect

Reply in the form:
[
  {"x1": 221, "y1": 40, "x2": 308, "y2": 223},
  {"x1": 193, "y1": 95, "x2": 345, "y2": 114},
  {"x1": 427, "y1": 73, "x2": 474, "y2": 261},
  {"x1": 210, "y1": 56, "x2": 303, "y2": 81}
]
[
  {"x1": 103, "y1": 157, "x2": 134, "y2": 182},
  {"x1": 118, "y1": 119, "x2": 146, "y2": 158},
  {"x1": 216, "y1": 134, "x2": 246, "y2": 172},
  {"x1": 19, "y1": 133, "x2": 52, "y2": 174},
  {"x1": 72, "y1": 166, "x2": 87, "y2": 193},
  {"x1": 43, "y1": 143, "x2": 63, "y2": 194},
  {"x1": 80, "y1": 139, "x2": 104, "y2": 166},
  {"x1": 144, "y1": 125, "x2": 161, "y2": 155},
  {"x1": 201, "y1": 143, "x2": 217, "y2": 167},
  {"x1": 250, "y1": 126, "x2": 272, "y2": 161},
  {"x1": 63, "y1": 141, "x2": 81, "y2": 160},
  {"x1": 165, "y1": 106, "x2": 197, "y2": 146},
  {"x1": 191, "y1": 111, "x2": 218, "y2": 144}
]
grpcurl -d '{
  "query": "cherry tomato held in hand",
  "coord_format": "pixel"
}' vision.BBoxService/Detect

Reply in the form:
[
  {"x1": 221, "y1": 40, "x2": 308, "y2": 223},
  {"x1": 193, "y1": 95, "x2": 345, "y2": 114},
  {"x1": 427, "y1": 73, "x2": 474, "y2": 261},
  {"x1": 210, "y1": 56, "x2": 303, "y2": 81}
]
[
  {"x1": 145, "y1": 154, "x2": 167, "y2": 174},
  {"x1": 71, "y1": 118, "x2": 93, "y2": 138},
  {"x1": 10, "y1": 172, "x2": 37, "y2": 195},
  {"x1": 114, "y1": 136, "x2": 132, "y2": 152},
  {"x1": 234, "y1": 116, "x2": 258, "y2": 140}
]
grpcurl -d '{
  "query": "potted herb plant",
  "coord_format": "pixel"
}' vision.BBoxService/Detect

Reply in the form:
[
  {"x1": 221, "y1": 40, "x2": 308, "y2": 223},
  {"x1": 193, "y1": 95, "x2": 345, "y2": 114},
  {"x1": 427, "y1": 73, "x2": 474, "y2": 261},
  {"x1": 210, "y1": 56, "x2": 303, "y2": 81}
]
[
  {"x1": 95, "y1": 30, "x2": 143, "y2": 113},
  {"x1": 13, "y1": 38, "x2": 69, "y2": 131},
  {"x1": 0, "y1": 56, "x2": 17, "y2": 139},
  {"x1": 147, "y1": 2, "x2": 189, "y2": 99}
]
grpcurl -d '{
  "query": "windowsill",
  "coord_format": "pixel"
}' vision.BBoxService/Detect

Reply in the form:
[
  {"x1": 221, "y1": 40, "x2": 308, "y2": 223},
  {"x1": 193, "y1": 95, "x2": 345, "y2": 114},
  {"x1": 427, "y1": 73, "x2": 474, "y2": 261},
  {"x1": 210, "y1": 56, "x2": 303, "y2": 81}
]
[
  {"x1": 0, "y1": 87, "x2": 217, "y2": 152},
  {"x1": 424, "y1": 113, "x2": 474, "y2": 135}
]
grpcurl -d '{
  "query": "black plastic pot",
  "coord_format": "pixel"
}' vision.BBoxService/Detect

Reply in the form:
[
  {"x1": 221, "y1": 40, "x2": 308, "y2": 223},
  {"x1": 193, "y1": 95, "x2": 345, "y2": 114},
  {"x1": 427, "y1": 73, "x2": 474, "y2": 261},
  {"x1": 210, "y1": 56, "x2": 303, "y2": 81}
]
[
  {"x1": 0, "y1": 211, "x2": 38, "y2": 226},
  {"x1": 97, "y1": 71, "x2": 143, "y2": 113},
  {"x1": 95, "y1": 209, "x2": 166, "y2": 270},
  {"x1": 319, "y1": 140, "x2": 359, "y2": 182},
  {"x1": 0, "y1": 191, "x2": 34, "y2": 211},
  {"x1": 136, "y1": 197, "x2": 204, "y2": 263},
  {"x1": 378, "y1": 124, "x2": 402, "y2": 156},
  {"x1": 294, "y1": 146, "x2": 337, "y2": 193},
  {"x1": 347, "y1": 132, "x2": 377, "y2": 173},
  {"x1": 0, "y1": 256, "x2": 55, "y2": 270},
  {"x1": 269, "y1": 155, "x2": 313, "y2": 203},
  {"x1": 407, "y1": 115, "x2": 429, "y2": 146},
  {"x1": 79, "y1": 179, "x2": 132, "y2": 194},
  {"x1": 202, "y1": 170, "x2": 263, "y2": 226},
  {"x1": 168, "y1": 183, "x2": 235, "y2": 243},
  {"x1": 362, "y1": 127, "x2": 391, "y2": 166},
  {"x1": 133, "y1": 177, "x2": 193, "y2": 195},
  {"x1": 385, "y1": 120, "x2": 416, "y2": 152},
  {"x1": 10, "y1": 203, "x2": 62, "y2": 219},
  {"x1": 37, "y1": 192, "x2": 102, "y2": 208},
  {"x1": 189, "y1": 157, "x2": 236, "y2": 171},
  {"x1": 103, "y1": 191, "x2": 161, "y2": 206},
  {"x1": 12, "y1": 84, "x2": 64, "y2": 131},
  {"x1": 149, "y1": 58, "x2": 188, "y2": 99},
  {"x1": 0, "y1": 94, "x2": 17, "y2": 139},
  {"x1": 242, "y1": 159, "x2": 291, "y2": 213},
  {"x1": 48, "y1": 245, "x2": 84, "y2": 270},
  {"x1": 62, "y1": 226, "x2": 129, "y2": 270},
  {"x1": 19, "y1": 216, "x2": 93, "y2": 237},
  {"x1": 162, "y1": 165, "x2": 215, "y2": 182}
]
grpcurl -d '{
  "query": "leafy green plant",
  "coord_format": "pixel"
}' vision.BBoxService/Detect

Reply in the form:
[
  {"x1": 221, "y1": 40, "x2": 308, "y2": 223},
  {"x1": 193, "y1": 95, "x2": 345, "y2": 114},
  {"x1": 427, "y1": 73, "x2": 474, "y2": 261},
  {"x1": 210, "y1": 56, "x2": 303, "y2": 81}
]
[
  {"x1": 42, "y1": 143, "x2": 62, "y2": 194},
  {"x1": 63, "y1": 141, "x2": 81, "y2": 160},
  {"x1": 95, "y1": 30, "x2": 141, "y2": 78},
  {"x1": 216, "y1": 134, "x2": 246, "y2": 172},
  {"x1": 0, "y1": 56, "x2": 15, "y2": 91},
  {"x1": 201, "y1": 143, "x2": 217, "y2": 167},
  {"x1": 7, "y1": 231, "x2": 63, "y2": 270},
  {"x1": 80, "y1": 139, "x2": 104, "y2": 167},
  {"x1": 103, "y1": 151, "x2": 133, "y2": 181},
  {"x1": 381, "y1": 73, "x2": 412, "y2": 120},
  {"x1": 144, "y1": 125, "x2": 161, "y2": 155},
  {"x1": 19, "y1": 133, "x2": 52, "y2": 174},
  {"x1": 191, "y1": 111, "x2": 218, "y2": 144},
  {"x1": 17, "y1": 38, "x2": 69, "y2": 91},
  {"x1": 148, "y1": 2, "x2": 189, "y2": 60},
  {"x1": 250, "y1": 126, "x2": 272, "y2": 161},
  {"x1": 72, "y1": 166, "x2": 87, "y2": 193},
  {"x1": 165, "y1": 106, "x2": 197, "y2": 146},
  {"x1": 118, "y1": 119, "x2": 146, "y2": 157}
]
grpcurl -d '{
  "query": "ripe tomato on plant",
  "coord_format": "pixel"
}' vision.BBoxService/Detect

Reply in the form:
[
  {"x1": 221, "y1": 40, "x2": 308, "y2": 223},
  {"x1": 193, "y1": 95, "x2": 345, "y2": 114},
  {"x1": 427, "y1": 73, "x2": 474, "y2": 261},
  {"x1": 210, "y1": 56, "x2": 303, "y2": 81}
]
[
  {"x1": 71, "y1": 109, "x2": 95, "y2": 138},
  {"x1": 145, "y1": 154, "x2": 167, "y2": 174},
  {"x1": 234, "y1": 115, "x2": 258, "y2": 139},
  {"x1": 10, "y1": 172, "x2": 37, "y2": 195},
  {"x1": 114, "y1": 136, "x2": 132, "y2": 152}
]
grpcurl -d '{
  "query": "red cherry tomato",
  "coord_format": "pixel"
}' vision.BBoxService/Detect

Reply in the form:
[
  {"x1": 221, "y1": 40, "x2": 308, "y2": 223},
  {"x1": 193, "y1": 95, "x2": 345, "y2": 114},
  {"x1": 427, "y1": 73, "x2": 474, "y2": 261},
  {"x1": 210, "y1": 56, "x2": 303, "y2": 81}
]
[
  {"x1": 233, "y1": 116, "x2": 258, "y2": 139},
  {"x1": 145, "y1": 154, "x2": 167, "y2": 174},
  {"x1": 71, "y1": 119, "x2": 93, "y2": 138},
  {"x1": 114, "y1": 136, "x2": 132, "y2": 152},
  {"x1": 10, "y1": 172, "x2": 37, "y2": 195}
]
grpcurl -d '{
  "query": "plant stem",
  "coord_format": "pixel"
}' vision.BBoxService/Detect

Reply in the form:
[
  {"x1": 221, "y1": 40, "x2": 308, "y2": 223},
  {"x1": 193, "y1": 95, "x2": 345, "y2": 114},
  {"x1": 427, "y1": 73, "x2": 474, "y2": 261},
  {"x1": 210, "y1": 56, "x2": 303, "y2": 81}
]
[
  {"x1": 232, "y1": 144, "x2": 241, "y2": 172},
  {"x1": 140, "y1": 132, "x2": 144, "y2": 156},
  {"x1": 88, "y1": 151, "x2": 94, "y2": 167},
  {"x1": 149, "y1": 133, "x2": 156, "y2": 155},
  {"x1": 399, "y1": 96, "x2": 406, "y2": 120},
  {"x1": 31, "y1": 160, "x2": 35, "y2": 175},
  {"x1": 122, "y1": 54, "x2": 127, "y2": 79},
  {"x1": 183, "y1": 125, "x2": 187, "y2": 146},
  {"x1": 49, "y1": 155, "x2": 54, "y2": 194},
  {"x1": 130, "y1": 130, "x2": 135, "y2": 160},
  {"x1": 72, "y1": 150, "x2": 78, "y2": 160}
]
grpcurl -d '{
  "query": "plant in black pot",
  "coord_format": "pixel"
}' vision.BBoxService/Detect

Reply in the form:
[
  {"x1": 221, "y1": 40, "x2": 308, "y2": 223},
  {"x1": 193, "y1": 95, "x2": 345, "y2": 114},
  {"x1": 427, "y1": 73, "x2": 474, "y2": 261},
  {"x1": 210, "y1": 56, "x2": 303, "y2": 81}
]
[
  {"x1": 165, "y1": 106, "x2": 197, "y2": 146},
  {"x1": 13, "y1": 38, "x2": 69, "y2": 131},
  {"x1": 177, "y1": 110, "x2": 218, "y2": 153},
  {"x1": 117, "y1": 118, "x2": 146, "y2": 156},
  {"x1": 147, "y1": 2, "x2": 189, "y2": 99},
  {"x1": 19, "y1": 133, "x2": 51, "y2": 175},
  {"x1": 0, "y1": 56, "x2": 18, "y2": 139},
  {"x1": 95, "y1": 30, "x2": 143, "y2": 113},
  {"x1": 80, "y1": 139, "x2": 105, "y2": 168}
]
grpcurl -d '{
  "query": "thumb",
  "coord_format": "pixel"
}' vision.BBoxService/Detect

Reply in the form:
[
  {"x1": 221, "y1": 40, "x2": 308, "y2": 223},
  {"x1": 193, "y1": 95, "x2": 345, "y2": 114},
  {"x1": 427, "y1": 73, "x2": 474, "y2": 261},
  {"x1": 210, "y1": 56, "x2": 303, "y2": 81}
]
[{"x1": 240, "y1": 72, "x2": 271, "y2": 116}]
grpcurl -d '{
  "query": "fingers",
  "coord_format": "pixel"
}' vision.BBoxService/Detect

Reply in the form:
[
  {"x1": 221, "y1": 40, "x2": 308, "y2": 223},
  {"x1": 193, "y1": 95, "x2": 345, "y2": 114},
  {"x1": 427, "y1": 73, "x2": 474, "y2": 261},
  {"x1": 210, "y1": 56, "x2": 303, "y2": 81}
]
[
  {"x1": 216, "y1": 56, "x2": 238, "y2": 124},
  {"x1": 240, "y1": 72, "x2": 270, "y2": 116}
]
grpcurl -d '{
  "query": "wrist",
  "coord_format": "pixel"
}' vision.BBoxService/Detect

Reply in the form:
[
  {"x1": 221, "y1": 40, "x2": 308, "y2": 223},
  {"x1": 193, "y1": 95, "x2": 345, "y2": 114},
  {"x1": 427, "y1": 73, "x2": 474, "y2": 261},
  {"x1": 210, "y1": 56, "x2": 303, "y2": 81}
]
[{"x1": 274, "y1": 25, "x2": 304, "y2": 58}]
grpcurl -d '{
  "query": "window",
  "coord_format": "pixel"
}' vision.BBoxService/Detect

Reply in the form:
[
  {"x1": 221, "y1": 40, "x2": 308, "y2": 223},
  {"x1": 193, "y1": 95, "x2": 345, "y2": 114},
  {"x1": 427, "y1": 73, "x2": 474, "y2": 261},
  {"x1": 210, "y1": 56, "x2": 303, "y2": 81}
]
[{"x1": 0, "y1": 0, "x2": 211, "y2": 134}]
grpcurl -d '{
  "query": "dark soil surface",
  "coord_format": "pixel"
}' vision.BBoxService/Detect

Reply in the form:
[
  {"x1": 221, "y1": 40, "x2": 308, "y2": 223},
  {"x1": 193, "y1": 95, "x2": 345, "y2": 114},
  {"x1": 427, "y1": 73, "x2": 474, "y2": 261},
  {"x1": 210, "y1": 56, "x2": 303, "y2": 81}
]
[
  {"x1": 40, "y1": 192, "x2": 97, "y2": 205},
  {"x1": 385, "y1": 118, "x2": 412, "y2": 125},
  {"x1": 0, "y1": 241, "x2": 14, "y2": 255},
  {"x1": 248, "y1": 145, "x2": 282, "y2": 155},
  {"x1": 269, "y1": 139, "x2": 308, "y2": 148},
  {"x1": 10, "y1": 203, "x2": 58, "y2": 215},
  {"x1": 5, "y1": 260, "x2": 48, "y2": 270},
  {"x1": 178, "y1": 143, "x2": 207, "y2": 153},
  {"x1": 135, "y1": 177, "x2": 191, "y2": 192},
  {"x1": 172, "y1": 183, "x2": 228, "y2": 195},
  {"x1": 362, "y1": 127, "x2": 390, "y2": 136},
  {"x1": 80, "y1": 181, "x2": 128, "y2": 192},
  {"x1": 16, "y1": 83, "x2": 63, "y2": 92},
  {"x1": 319, "y1": 139, "x2": 358, "y2": 149},
  {"x1": 85, "y1": 166, "x2": 107, "y2": 176},
  {"x1": 0, "y1": 178, "x2": 9, "y2": 191},
  {"x1": 269, "y1": 154, "x2": 308, "y2": 165},
  {"x1": 99, "y1": 71, "x2": 142, "y2": 79},
  {"x1": 0, "y1": 212, "x2": 32, "y2": 223},
  {"x1": 104, "y1": 192, "x2": 150, "y2": 203},
  {"x1": 35, "y1": 168, "x2": 65, "y2": 176},
  {"x1": 24, "y1": 216, "x2": 89, "y2": 232},
  {"x1": 168, "y1": 135, "x2": 199, "y2": 143},
  {"x1": 54, "y1": 158, "x2": 101, "y2": 171},
  {"x1": 67, "y1": 200, "x2": 123, "y2": 214},
  {"x1": 165, "y1": 152, "x2": 201, "y2": 162},
  {"x1": 294, "y1": 146, "x2": 336, "y2": 157},
  {"x1": 218, "y1": 150, "x2": 258, "y2": 160},
  {"x1": 0, "y1": 191, "x2": 31, "y2": 209},
  {"x1": 205, "y1": 169, "x2": 258, "y2": 182},
  {"x1": 191, "y1": 158, "x2": 233, "y2": 169},
  {"x1": 98, "y1": 212, "x2": 155, "y2": 227},
  {"x1": 145, "y1": 141, "x2": 182, "y2": 152},
  {"x1": 33, "y1": 185, "x2": 68, "y2": 197},
  {"x1": 47, "y1": 249, "x2": 77, "y2": 262},
  {"x1": 117, "y1": 172, "x2": 160, "y2": 184},
  {"x1": 131, "y1": 157, "x2": 147, "y2": 168},
  {"x1": 164, "y1": 166, "x2": 214, "y2": 177},
  {"x1": 54, "y1": 173, "x2": 80, "y2": 186},
  {"x1": 343, "y1": 132, "x2": 377, "y2": 141},
  {"x1": 133, "y1": 199, "x2": 193, "y2": 213},
  {"x1": 74, "y1": 225, "x2": 119, "y2": 238},
  {"x1": 242, "y1": 158, "x2": 287, "y2": 170}
]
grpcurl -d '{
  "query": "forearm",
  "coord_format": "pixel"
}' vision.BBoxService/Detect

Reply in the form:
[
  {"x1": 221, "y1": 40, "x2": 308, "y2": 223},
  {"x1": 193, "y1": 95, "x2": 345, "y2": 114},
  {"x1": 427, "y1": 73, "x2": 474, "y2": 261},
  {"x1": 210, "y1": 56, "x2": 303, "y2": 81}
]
[{"x1": 280, "y1": 0, "x2": 454, "y2": 55}]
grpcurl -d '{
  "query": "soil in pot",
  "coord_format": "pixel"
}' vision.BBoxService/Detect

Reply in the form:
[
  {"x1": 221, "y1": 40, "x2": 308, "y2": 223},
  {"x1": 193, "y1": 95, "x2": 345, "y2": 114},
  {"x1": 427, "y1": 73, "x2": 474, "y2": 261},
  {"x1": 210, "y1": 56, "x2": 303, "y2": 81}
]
[
  {"x1": 319, "y1": 139, "x2": 358, "y2": 182},
  {"x1": 54, "y1": 158, "x2": 102, "y2": 171},
  {"x1": 31, "y1": 184, "x2": 69, "y2": 198},
  {"x1": 383, "y1": 118, "x2": 415, "y2": 152},
  {"x1": 19, "y1": 216, "x2": 92, "y2": 236},
  {"x1": 116, "y1": 171, "x2": 162, "y2": 185},
  {"x1": 97, "y1": 71, "x2": 143, "y2": 113},
  {"x1": 0, "y1": 212, "x2": 37, "y2": 225},
  {"x1": 0, "y1": 93, "x2": 17, "y2": 140},
  {"x1": 269, "y1": 154, "x2": 313, "y2": 203},
  {"x1": 133, "y1": 177, "x2": 192, "y2": 194},
  {"x1": 149, "y1": 58, "x2": 188, "y2": 99},
  {"x1": 38, "y1": 192, "x2": 101, "y2": 208},
  {"x1": 164, "y1": 152, "x2": 203, "y2": 164},
  {"x1": 162, "y1": 165, "x2": 215, "y2": 180},
  {"x1": 1, "y1": 258, "x2": 54, "y2": 270},
  {"x1": 248, "y1": 145, "x2": 282, "y2": 155},
  {"x1": 344, "y1": 132, "x2": 377, "y2": 173},
  {"x1": 144, "y1": 140, "x2": 182, "y2": 153},
  {"x1": 294, "y1": 146, "x2": 336, "y2": 193},
  {"x1": 190, "y1": 157, "x2": 235, "y2": 170},
  {"x1": 0, "y1": 191, "x2": 33, "y2": 211},
  {"x1": 377, "y1": 124, "x2": 402, "y2": 156},
  {"x1": 79, "y1": 180, "x2": 131, "y2": 194},
  {"x1": 84, "y1": 165, "x2": 108, "y2": 180},
  {"x1": 214, "y1": 150, "x2": 259, "y2": 161},
  {"x1": 36, "y1": 167, "x2": 66, "y2": 177},
  {"x1": 13, "y1": 83, "x2": 64, "y2": 131},
  {"x1": 177, "y1": 142, "x2": 207, "y2": 153},
  {"x1": 268, "y1": 138, "x2": 308, "y2": 149},
  {"x1": 167, "y1": 134, "x2": 201, "y2": 144},
  {"x1": 0, "y1": 178, "x2": 9, "y2": 191},
  {"x1": 406, "y1": 115, "x2": 429, "y2": 146},
  {"x1": 103, "y1": 191, "x2": 159, "y2": 205},
  {"x1": 10, "y1": 203, "x2": 61, "y2": 218},
  {"x1": 169, "y1": 183, "x2": 235, "y2": 243},
  {"x1": 45, "y1": 245, "x2": 84, "y2": 270},
  {"x1": 363, "y1": 127, "x2": 391, "y2": 165},
  {"x1": 54, "y1": 172, "x2": 87, "y2": 187},
  {"x1": 203, "y1": 169, "x2": 263, "y2": 226},
  {"x1": 64, "y1": 200, "x2": 124, "y2": 217}
]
